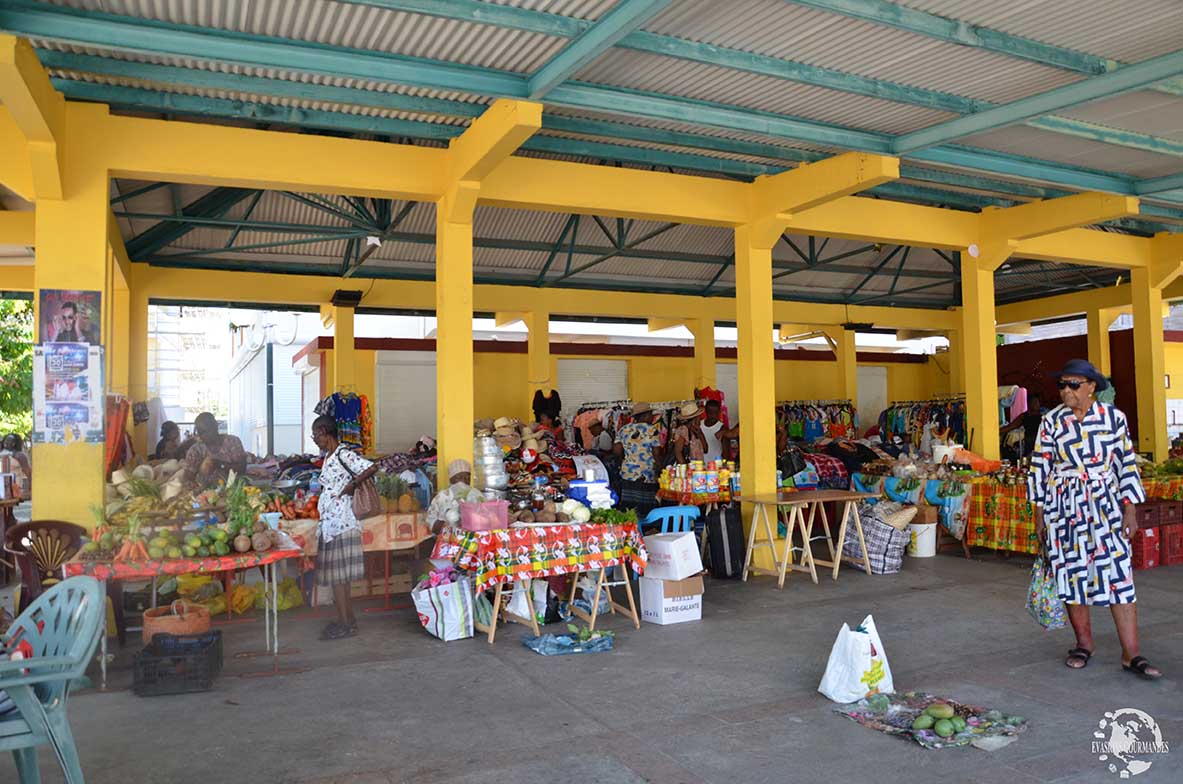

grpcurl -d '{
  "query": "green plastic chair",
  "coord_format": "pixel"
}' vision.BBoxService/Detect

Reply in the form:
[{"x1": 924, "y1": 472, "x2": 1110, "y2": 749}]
[{"x1": 1, "y1": 575, "x2": 103, "y2": 784}]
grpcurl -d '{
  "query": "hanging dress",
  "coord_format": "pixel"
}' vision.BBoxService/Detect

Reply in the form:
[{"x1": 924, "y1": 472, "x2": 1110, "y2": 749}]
[{"x1": 1027, "y1": 402, "x2": 1145, "y2": 606}]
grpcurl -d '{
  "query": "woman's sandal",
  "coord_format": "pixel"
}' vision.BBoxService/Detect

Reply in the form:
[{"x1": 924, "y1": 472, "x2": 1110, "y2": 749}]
[
  {"x1": 320, "y1": 622, "x2": 356, "y2": 641},
  {"x1": 1122, "y1": 656, "x2": 1163, "y2": 680},
  {"x1": 1065, "y1": 647, "x2": 1093, "y2": 669}
]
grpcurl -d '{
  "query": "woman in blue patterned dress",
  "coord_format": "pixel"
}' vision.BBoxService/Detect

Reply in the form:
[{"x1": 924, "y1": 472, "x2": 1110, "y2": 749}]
[{"x1": 1029, "y1": 359, "x2": 1162, "y2": 678}]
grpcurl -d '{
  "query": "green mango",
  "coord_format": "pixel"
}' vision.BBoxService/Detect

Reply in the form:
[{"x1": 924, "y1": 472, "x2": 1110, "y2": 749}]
[
  {"x1": 167, "y1": 547, "x2": 183, "y2": 559},
  {"x1": 933, "y1": 719, "x2": 955, "y2": 738},
  {"x1": 148, "y1": 547, "x2": 165, "y2": 560},
  {"x1": 925, "y1": 703, "x2": 955, "y2": 719},
  {"x1": 197, "y1": 546, "x2": 210, "y2": 557},
  {"x1": 183, "y1": 546, "x2": 197, "y2": 558},
  {"x1": 951, "y1": 717, "x2": 967, "y2": 732},
  {"x1": 912, "y1": 714, "x2": 935, "y2": 730}
]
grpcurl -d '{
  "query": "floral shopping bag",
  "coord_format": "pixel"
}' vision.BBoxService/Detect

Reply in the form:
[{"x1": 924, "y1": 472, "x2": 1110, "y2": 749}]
[{"x1": 1026, "y1": 557, "x2": 1066, "y2": 630}]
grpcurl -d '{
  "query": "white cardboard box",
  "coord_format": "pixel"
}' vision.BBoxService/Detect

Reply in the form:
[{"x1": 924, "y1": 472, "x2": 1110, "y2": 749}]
[
  {"x1": 643, "y1": 532, "x2": 704, "y2": 580},
  {"x1": 639, "y1": 575, "x2": 704, "y2": 625}
]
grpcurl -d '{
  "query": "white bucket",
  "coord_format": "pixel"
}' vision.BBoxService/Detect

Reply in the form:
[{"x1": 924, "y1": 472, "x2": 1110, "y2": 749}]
[{"x1": 907, "y1": 522, "x2": 937, "y2": 557}]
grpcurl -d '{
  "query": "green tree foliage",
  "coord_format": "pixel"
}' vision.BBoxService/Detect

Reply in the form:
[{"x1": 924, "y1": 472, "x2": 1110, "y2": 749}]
[{"x1": 0, "y1": 299, "x2": 33, "y2": 437}]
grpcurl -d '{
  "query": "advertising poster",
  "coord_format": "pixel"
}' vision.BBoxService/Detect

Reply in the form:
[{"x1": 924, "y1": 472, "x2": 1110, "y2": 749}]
[
  {"x1": 39, "y1": 289, "x2": 101, "y2": 345},
  {"x1": 32, "y1": 343, "x2": 105, "y2": 444}
]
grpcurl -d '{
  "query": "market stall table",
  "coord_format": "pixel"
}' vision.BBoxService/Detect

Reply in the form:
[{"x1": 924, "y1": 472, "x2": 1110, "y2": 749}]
[
  {"x1": 64, "y1": 547, "x2": 303, "y2": 689},
  {"x1": 851, "y1": 474, "x2": 1037, "y2": 555},
  {"x1": 433, "y1": 522, "x2": 647, "y2": 641},
  {"x1": 736, "y1": 490, "x2": 876, "y2": 588}
]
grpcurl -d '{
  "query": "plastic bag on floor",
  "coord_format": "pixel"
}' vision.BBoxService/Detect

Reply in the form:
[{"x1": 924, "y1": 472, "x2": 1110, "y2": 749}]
[
  {"x1": 523, "y1": 632, "x2": 614, "y2": 656},
  {"x1": 412, "y1": 577, "x2": 474, "y2": 642},
  {"x1": 818, "y1": 614, "x2": 894, "y2": 704}
]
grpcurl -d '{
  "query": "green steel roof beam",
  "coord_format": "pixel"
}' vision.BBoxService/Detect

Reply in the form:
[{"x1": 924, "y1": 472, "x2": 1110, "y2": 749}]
[
  {"x1": 224, "y1": 190, "x2": 263, "y2": 248},
  {"x1": 788, "y1": 0, "x2": 1183, "y2": 96},
  {"x1": 0, "y1": 1, "x2": 526, "y2": 96},
  {"x1": 124, "y1": 186, "x2": 254, "y2": 258},
  {"x1": 894, "y1": 49, "x2": 1183, "y2": 154},
  {"x1": 527, "y1": 0, "x2": 670, "y2": 99},
  {"x1": 11, "y1": 6, "x2": 1162, "y2": 197},
  {"x1": 845, "y1": 246, "x2": 904, "y2": 300},
  {"x1": 156, "y1": 231, "x2": 369, "y2": 259},
  {"x1": 58, "y1": 79, "x2": 1177, "y2": 236},
  {"x1": 51, "y1": 51, "x2": 1183, "y2": 224},
  {"x1": 109, "y1": 181, "x2": 170, "y2": 205},
  {"x1": 328, "y1": 2, "x2": 1183, "y2": 155},
  {"x1": 1137, "y1": 172, "x2": 1183, "y2": 196}
]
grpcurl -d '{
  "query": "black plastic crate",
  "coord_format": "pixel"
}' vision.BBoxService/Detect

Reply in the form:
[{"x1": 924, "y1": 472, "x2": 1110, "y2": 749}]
[{"x1": 133, "y1": 631, "x2": 223, "y2": 697}]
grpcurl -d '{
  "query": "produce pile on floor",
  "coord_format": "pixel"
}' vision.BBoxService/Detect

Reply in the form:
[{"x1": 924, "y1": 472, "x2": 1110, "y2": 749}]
[{"x1": 837, "y1": 691, "x2": 1028, "y2": 750}]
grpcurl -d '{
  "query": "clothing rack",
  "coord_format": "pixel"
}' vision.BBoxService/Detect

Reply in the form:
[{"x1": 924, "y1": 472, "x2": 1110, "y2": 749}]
[
  {"x1": 776, "y1": 398, "x2": 853, "y2": 406},
  {"x1": 888, "y1": 394, "x2": 966, "y2": 405}
]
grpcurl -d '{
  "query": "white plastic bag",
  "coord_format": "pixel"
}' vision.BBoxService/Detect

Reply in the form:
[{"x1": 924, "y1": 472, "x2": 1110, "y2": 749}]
[
  {"x1": 817, "y1": 614, "x2": 894, "y2": 704},
  {"x1": 506, "y1": 581, "x2": 549, "y2": 623},
  {"x1": 411, "y1": 577, "x2": 474, "y2": 642}
]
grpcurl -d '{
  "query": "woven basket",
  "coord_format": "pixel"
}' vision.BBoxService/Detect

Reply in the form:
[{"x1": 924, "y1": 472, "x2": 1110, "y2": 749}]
[
  {"x1": 880, "y1": 505, "x2": 919, "y2": 531},
  {"x1": 142, "y1": 600, "x2": 211, "y2": 645}
]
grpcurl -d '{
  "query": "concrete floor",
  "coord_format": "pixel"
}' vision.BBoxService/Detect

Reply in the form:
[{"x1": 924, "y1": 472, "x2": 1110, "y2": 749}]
[{"x1": 2, "y1": 552, "x2": 1180, "y2": 784}]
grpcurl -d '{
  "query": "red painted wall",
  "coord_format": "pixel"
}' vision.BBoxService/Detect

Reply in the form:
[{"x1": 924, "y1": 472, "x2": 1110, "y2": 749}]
[{"x1": 997, "y1": 329, "x2": 1138, "y2": 439}]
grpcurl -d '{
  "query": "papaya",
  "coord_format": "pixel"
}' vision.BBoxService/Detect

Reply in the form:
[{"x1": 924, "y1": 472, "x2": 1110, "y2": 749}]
[
  {"x1": 924, "y1": 702, "x2": 955, "y2": 719},
  {"x1": 933, "y1": 719, "x2": 955, "y2": 738},
  {"x1": 911, "y1": 714, "x2": 935, "y2": 730}
]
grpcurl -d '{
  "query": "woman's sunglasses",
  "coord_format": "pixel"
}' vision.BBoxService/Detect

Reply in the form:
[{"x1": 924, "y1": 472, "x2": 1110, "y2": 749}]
[{"x1": 1057, "y1": 380, "x2": 1088, "y2": 390}]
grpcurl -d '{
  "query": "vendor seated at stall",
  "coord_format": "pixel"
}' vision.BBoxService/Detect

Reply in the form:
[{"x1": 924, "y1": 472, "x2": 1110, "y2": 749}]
[
  {"x1": 154, "y1": 421, "x2": 196, "y2": 461},
  {"x1": 588, "y1": 420, "x2": 614, "y2": 457},
  {"x1": 426, "y1": 459, "x2": 484, "y2": 535},
  {"x1": 1000, "y1": 392, "x2": 1042, "y2": 461},
  {"x1": 182, "y1": 412, "x2": 248, "y2": 487},
  {"x1": 536, "y1": 411, "x2": 566, "y2": 443}
]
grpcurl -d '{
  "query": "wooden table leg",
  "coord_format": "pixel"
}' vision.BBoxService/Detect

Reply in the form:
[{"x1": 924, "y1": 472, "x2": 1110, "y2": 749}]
[
  {"x1": 618, "y1": 567, "x2": 640, "y2": 629},
  {"x1": 831, "y1": 502, "x2": 851, "y2": 580},
  {"x1": 741, "y1": 503, "x2": 761, "y2": 581},
  {"x1": 815, "y1": 503, "x2": 837, "y2": 562},
  {"x1": 486, "y1": 583, "x2": 503, "y2": 643},
  {"x1": 777, "y1": 507, "x2": 794, "y2": 589},
  {"x1": 849, "y1": 503, "x2": 873, "y2": 576},
  {"x1": 797, "y1": 505, "x2": 819, "y2": 584}
]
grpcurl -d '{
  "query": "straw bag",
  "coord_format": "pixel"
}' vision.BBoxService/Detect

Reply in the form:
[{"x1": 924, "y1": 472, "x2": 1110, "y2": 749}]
[
  {"x1": 142, "y1": 600, "x2": 211, "y2": 645},
  {"x1": 878, "y1": 503, "x2": 919, "y2": 531}
]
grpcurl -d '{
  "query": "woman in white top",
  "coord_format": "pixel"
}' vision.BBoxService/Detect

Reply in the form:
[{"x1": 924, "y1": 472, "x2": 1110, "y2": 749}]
[{"x1": 701, "y1": 399, "x2": 728, "y2": 462}]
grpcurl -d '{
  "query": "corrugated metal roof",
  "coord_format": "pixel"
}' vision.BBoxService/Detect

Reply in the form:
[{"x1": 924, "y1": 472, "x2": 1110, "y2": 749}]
[
  {"x1": 960, "y1": 126, "x2": 1182, "y2": 179},
  {"x1": 576, "y1": 50, "x2": 957, "y2": 135},
  {"x1": 643, "y1": 0, "x2": 1084, "y2": 105},
  {"x1": 48, "y1": 0, "x2": 567, "y2": 73},
  {"x1": 1056, "y1": 90, "x2": 1183, "y2": 140},
  {"x1": 899, "y1": 0, "x2": 1183, "y2": 63}
]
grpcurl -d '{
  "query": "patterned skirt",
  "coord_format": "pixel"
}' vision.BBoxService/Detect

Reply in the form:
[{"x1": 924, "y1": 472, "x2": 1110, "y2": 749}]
[{"x1": 317, "y1": 528, "x2": 365, "y2": 587}]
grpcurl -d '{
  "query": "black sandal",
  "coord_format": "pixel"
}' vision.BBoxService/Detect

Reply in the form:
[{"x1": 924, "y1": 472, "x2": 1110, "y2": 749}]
[
  {"x1": 1122, "y1": 656, "x2": 1163, "y2": 679},
  {"x1": 1065, "y1": 647, "x2": 1093, "y2": 669},
  {"x1": 320, "y1": 622, "x2": 355, "y2": 641}
]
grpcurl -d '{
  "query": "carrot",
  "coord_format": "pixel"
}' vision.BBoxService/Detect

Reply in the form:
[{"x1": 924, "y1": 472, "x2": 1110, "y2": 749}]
[{"x1": 115, "y1": 539, "x2": 133, "y2": 562}]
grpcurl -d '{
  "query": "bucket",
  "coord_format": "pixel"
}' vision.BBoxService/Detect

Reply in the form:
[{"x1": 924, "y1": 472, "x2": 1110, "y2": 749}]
[{"x1": 907, "y1": 522, "x2": 937, "y2": 557}]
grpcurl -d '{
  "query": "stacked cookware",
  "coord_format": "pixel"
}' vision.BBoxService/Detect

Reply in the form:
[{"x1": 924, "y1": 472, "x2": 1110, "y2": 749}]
[{"x1": 473, "y1": 436, "x2": 508, "y2": 500}]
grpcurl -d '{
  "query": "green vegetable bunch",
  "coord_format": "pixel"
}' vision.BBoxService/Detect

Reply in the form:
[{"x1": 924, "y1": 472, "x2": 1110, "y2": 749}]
[{"x1": 566, "y1": 623, "x2": 615, "y2": 643}]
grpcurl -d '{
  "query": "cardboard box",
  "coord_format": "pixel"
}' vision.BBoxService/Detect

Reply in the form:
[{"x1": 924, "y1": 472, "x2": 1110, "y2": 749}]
[
  {"x1": 643, "y1": 532, "x2": 704, "y2": 580},
  {"x1": 913, "y1": 504, "x2": 939, "y2": 524},
  {"x1": 639, "y1": 575, "x2": 704, "y2": 625}
]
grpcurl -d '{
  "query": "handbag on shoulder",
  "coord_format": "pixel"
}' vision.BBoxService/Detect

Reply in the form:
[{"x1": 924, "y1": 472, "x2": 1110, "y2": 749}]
[{"x1": 339, "y1": 450, "x2": 382, "y2": 520}]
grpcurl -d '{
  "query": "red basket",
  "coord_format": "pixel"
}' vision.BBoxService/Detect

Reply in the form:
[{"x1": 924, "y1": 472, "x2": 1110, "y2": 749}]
[
  {"x1": 1161, "y1": 523, "x2": 1183, "y2": 566},
  {"x1": 1131, "y1": 527, "x2": 1161, "y2": 570}
]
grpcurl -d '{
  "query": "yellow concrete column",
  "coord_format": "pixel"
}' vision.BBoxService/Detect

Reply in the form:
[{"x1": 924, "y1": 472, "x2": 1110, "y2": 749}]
[
  {"x1": 960, "y1": 247, "x2": 1010, "y2": 460},
  {"x1": 825, "y1": 327, "x2": 858, "y2": 402},
  {"x1": 1086, "y1": 306, "x2": 1120, "y2": 378},
  {"x1": 109, "y1": 281, "x2": 130, "y2": 396},
  {"x1": 690, "y1": 316, "x2": 716, "y2": 390},
  {"x1": 435, "y1": 184, "x2": 478, "y2": 484},
  {"x1": 331, "y1": 305, "x2": 356, "y2": 393},
  {"x1": 945, "y1": 329, "x2": 965, "y2": 394},
  {"x1": 31, "y1": 154, "x2": 108, "y2": 525},
  {"x1": 735, "y1": 222, "x2": 779, "y2": 530},
  {"x1": 129, "y1": 285, "x2": 149, "y2": 457},
  {"x1": 1130, "y1": 268, "x2": 1167, "y2": 460},
  {"x1": 525, "y1": 311, "x2": 551, "y2": 404}
]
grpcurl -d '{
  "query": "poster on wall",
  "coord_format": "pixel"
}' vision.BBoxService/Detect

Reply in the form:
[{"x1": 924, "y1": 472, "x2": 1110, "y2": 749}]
[
  {"x1": 39, "y1": 289, "x2": 101, "y2": 344},
  {"x1": 32, "y1": 343, "x2": 105, "y2": 444}
]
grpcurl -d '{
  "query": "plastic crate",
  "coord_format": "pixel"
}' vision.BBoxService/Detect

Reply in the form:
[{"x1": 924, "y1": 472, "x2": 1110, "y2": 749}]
[
  {"x1": 1134, "y1": 501, "x2": 1161, "y2": 529},
  {"x1": 133, "y1": 630, "x2": 223, "y2": 697},
  {"x1": 1160, "y1": 500, "x2": 1182, "y2": 526},
  {"x1": 1162, "y1": 524, "x2": 1183, "y2": 566},
  {"x1": 1131, "y1": 528, "x2": 1161, "y2": 570}
]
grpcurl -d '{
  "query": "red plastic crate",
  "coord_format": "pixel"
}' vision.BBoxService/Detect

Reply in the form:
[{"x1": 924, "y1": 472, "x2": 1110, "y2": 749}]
[
  {"x1": 1161, "y1": 501, "x2": 1183, "y2": 526},
  {"x1": 1134, "y1": 502, "x2": 1161, "y2": 529},
  {"x1": 1131, "y1": 527, "x2": 1161, "y2": 570},
  {"x1": 1162, "y1": 524, "x2": 1183, "y2": 566}
]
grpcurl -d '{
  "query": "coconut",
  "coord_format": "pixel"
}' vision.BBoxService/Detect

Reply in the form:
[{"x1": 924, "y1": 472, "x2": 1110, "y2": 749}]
[
  {"x1": 253, "y1": 520, "x2": 267, "y2": 534},
  {"x1": 111, "y1": 468, "x2": 131, "y2": 485},
  {"x1": 517, "y1": 510, "x2": 535, "y2": 524},
  {"x1": 251, "y1": 532, "x2": 272, "y2": 552},
  {"x1": 233, "y1": 534, "x2": 252, "y2": 553},
  {"x1": 132, "y1": 464, "x2": 156, "y2": 482}
]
